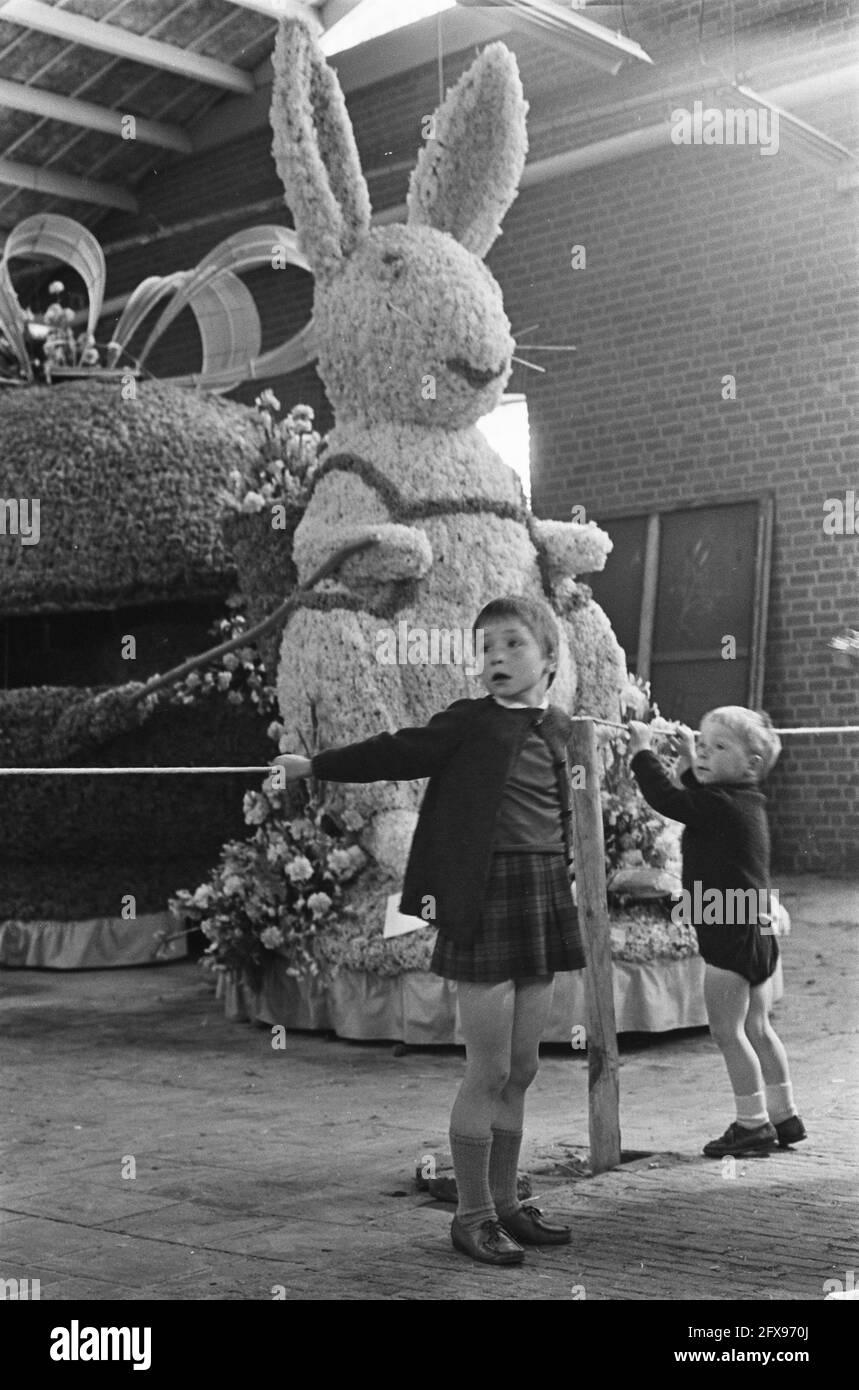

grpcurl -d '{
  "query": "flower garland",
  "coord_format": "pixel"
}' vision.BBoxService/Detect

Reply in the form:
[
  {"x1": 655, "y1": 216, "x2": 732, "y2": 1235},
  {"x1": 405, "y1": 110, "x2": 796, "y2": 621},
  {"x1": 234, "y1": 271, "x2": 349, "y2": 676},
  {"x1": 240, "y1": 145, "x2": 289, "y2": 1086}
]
[
  {"x1": 162, "y1": 392, "x2": 328, "y2": 717},
  {"x1": 219, "y1": 390, "x2": 323, "y2": 515},
  {"x1": 163, "y1": 611, "x2": 279, "y2": 720}
]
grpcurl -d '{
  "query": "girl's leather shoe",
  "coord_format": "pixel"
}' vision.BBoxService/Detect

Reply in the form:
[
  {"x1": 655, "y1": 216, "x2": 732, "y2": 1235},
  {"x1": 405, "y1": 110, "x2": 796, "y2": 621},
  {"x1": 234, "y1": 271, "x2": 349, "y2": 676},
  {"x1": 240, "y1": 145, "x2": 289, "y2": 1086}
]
[
  {"x1": 703, "y1": 1120, "x2": 777, "y2": 1157},
  {"x1": 450, "y1": 1215, "x2": 525, "y2": 1265},
  {"x1": 499, "y1": 1204, "x2": 572, "y2": 1245}
]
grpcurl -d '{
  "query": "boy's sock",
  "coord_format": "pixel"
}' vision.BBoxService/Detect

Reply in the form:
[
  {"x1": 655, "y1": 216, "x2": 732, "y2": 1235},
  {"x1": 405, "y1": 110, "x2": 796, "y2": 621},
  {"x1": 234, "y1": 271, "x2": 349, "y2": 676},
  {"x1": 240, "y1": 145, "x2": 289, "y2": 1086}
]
[
  {"x1": 488, "y1": 1127, "x2": 523, "y2": 1219},
  {"x1": 735, "y1": 1091, "x2": 769, "y2": 1129},
  {"x1": 766, "y1": 1082, "x2": 797, "y2": 1124},
  {"x1": 449, "y1": 1131, "x2": 496, "y2": 1231}
]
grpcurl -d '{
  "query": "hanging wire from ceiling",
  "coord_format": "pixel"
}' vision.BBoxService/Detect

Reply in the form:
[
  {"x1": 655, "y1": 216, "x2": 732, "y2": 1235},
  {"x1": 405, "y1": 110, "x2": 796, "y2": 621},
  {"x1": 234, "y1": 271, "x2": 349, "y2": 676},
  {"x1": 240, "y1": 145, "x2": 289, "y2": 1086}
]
[{"x1": 437, "y1": 8, "x2": 445, "y2": 106}]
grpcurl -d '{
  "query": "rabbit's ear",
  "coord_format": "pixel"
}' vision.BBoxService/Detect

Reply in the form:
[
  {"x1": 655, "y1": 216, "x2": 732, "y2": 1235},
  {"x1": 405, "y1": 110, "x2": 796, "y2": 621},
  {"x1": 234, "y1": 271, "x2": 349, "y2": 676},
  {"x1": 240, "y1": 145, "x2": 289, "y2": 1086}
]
[
  {"x1": 407, "y1": 42, "x2": 528, "y2": 258},
  {"x1": 269, "y1": 18, "x2": 372, "y2": 283}
]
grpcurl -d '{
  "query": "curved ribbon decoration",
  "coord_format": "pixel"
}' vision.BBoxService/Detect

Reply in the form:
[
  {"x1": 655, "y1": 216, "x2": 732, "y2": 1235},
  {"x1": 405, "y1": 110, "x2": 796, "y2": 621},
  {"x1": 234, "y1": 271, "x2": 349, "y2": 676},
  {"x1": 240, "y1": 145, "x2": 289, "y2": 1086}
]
[{"x1": 0, "y1": 216, "x2": 317, "y2": 392}]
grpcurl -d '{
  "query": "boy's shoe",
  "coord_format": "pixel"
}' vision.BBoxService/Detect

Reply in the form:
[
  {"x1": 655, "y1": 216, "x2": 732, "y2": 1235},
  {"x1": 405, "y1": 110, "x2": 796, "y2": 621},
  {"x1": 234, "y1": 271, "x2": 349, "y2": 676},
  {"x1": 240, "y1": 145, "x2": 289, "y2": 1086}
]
[
  {"x1": 703, "y1": 1120, "x2": 777, "y2": 1157},
  {"x1": 450, "y1": 1215, "x2": 525, "y2": 1265},
  {"x1": 499, "y1": 1203, "x2": 573, "y2": 1246},
  {"x1": 774, "y1": 1114, "x2": 807, "y2": 1147}
]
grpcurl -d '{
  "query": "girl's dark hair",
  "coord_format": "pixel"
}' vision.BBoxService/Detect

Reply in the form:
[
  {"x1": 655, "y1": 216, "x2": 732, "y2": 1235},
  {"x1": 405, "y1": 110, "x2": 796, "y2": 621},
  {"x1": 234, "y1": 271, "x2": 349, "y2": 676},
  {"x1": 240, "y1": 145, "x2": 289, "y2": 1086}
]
[{"x1": 474, "y1": 594, "x2": 559, "y2": 688}]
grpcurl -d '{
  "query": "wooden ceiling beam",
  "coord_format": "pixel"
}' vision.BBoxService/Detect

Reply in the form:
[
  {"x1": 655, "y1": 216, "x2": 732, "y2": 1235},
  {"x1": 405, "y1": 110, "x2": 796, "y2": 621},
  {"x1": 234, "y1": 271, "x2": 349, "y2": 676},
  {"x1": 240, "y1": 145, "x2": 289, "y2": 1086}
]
[
  {"x1": 0, "y1": 77, "x2": 193, "y2": 152},
  {"x1": 225, "y1": 0, "x2": 323, "y2": 24},
  {"x1": 212, "y1": 6, "x2": 514, "y2": 150},
  {"x1": 318, "y1": 0, "x2": 370, "y2": 31},
  {"x1": 0, "y1": 0, "x2": 256, "y2": 94},
  {"x1": 0, "y1": 155, "x2": 138, "y2": 210}
]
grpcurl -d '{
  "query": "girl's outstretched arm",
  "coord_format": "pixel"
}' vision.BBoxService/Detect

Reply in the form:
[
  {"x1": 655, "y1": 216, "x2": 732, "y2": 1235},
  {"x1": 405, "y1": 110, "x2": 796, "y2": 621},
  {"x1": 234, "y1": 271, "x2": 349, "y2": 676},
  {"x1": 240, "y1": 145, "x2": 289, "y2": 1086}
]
[{"x1": 275, "y1": 698, "x2": 474, "y2": 785}]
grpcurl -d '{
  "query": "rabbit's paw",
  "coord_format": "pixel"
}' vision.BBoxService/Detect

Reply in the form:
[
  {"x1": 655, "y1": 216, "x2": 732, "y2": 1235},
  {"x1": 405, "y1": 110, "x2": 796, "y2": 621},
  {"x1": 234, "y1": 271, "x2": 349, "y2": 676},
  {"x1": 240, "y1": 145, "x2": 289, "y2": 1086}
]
[
  {"x1": 338, "y1": 523, "x2": 433, "y2": 584},
  {"x1": 531, "y1": 518, "x2": 612, "y2": 583},
  {"x1": 296, "y1": 522, "x2": 433, "y2": 585}
]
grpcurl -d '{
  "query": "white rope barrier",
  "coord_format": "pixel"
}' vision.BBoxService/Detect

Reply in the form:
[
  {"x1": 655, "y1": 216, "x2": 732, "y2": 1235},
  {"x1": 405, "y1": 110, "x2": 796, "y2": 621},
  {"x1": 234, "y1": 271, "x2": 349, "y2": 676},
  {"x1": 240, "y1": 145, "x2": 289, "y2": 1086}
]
[
  {"x1": 584, "y1": 719, "x2": 859, "y2": 736},
  {"x1": 1, "y1": 724, "x2": 858, "y2": 775},
  {"x1": 0, "y1": 766, "x2": 274, "y2": 775}
]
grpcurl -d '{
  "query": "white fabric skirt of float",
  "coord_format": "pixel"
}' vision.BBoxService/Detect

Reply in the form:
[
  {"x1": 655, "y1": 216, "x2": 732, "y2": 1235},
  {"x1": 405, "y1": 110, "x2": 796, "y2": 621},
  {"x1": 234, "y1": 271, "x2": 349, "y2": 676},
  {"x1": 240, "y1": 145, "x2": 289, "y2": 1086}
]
[
  {"x1": 219, "y1": 954, "x2": 784, "y2": 1043},
  {"x1": 0, "y1": 912, "x2": 186, "y2": 969}
]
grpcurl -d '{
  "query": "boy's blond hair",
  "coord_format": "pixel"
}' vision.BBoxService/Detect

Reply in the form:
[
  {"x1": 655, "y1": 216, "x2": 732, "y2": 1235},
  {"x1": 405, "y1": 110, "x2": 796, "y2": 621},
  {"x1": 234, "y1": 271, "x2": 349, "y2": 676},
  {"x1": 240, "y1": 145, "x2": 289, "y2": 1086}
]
[{"x1": 703, "y1": 706, "x2": 782, "y2": 778}]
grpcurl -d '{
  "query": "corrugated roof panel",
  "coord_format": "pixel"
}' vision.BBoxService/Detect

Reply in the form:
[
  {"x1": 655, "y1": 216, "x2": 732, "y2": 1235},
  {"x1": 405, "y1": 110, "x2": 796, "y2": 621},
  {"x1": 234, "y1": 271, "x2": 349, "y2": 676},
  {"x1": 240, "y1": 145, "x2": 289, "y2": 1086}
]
[{"x1": 0, "y1": 27, "x2": 69, "y2": 82}]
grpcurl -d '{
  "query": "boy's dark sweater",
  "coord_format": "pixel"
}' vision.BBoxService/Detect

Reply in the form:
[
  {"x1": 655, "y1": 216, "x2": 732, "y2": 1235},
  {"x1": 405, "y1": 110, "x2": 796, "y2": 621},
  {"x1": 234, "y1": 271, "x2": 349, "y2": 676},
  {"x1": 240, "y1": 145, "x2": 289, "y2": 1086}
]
[{"x1": 630, "y1": 750, "x2": 771, "y2": 904}]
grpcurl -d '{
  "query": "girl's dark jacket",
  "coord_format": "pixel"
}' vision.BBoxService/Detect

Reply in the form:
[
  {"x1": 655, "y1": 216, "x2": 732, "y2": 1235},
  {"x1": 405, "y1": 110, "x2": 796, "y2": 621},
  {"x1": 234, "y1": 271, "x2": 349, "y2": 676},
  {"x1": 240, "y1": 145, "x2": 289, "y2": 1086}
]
[{"x1": 310, "y1": 695, "x2": 576, "y2": 946}]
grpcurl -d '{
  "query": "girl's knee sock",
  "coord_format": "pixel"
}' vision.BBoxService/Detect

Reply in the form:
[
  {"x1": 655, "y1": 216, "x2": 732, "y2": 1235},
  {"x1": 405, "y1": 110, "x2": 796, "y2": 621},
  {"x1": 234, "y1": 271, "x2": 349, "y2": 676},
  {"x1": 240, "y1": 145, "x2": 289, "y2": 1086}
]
[
  {"x1": 735, "y1": 1090, "x2": 768, "y2": 1128},
  {"x1": 488, "y1": 1127, "x2": 523, "y2": 1218},
  {"x1": 449, "y1": 1131, "x2": 495, "y2": 1230},
  {"x1": 766, "y1": 1081, "x2": 797, "y2": 1123}
]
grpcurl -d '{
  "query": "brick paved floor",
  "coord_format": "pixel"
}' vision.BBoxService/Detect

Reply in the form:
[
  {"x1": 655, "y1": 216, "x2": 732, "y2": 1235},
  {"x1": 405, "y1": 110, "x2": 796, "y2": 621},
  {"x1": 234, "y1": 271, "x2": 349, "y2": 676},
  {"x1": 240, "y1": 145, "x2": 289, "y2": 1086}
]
[{"x1": 1, "y1": 875, "x2": 856, "y2": 1301}]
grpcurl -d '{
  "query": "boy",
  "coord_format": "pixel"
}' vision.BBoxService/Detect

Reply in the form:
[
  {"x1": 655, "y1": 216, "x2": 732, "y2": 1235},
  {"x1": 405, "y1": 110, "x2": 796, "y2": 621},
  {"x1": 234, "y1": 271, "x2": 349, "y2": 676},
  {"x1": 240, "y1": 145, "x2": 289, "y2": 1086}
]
[{"x1": 628, "y1": 707, "x2": 806, "y2": 1157}]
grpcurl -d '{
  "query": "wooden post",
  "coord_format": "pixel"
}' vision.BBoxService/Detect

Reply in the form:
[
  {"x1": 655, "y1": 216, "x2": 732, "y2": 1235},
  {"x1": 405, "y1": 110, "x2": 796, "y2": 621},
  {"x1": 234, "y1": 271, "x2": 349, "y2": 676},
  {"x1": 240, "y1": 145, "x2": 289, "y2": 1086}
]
[{"x1": 568, "y1": 717, "x2": 621, "y2": 1175}]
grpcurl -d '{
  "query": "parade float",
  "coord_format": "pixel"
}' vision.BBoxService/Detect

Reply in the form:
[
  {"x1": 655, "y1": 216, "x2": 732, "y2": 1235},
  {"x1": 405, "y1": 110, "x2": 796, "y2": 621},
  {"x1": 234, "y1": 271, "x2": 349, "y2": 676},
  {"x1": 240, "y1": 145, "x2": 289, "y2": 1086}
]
[{"x1": 166, "y1": 17, "x2": 783, "y2": 1041}]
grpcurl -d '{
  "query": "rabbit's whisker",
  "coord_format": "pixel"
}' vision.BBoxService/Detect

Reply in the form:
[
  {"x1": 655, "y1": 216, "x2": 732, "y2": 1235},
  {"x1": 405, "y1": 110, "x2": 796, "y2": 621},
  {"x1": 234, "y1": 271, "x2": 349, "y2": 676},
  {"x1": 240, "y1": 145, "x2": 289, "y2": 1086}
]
[
  {"x1": 386, "y1": 300, "x2": 413, "y2": 323},
  {"x1": 513, "y1": 323, "x2": 540, "y2": 338},
  {"x1": 515, "y1": 344, "x2": 577, "y2": 352},
  {"x1": 512, "y1": 355, "x2": 546, "y2": 374}
]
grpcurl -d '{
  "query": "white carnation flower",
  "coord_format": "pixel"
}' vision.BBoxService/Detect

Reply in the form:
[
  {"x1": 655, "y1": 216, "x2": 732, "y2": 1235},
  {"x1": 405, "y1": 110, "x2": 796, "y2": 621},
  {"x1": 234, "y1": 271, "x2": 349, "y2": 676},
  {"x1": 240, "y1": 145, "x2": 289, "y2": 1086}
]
[
  {"x1": 326, "y1": 848, "x2": 354, "y2": 877},
  {"x1": 243, "y1": 792, "x2": 269, "y2": 825},
  {"x1": 285, "y1": 855, "x2": 314, "y2": 884}
]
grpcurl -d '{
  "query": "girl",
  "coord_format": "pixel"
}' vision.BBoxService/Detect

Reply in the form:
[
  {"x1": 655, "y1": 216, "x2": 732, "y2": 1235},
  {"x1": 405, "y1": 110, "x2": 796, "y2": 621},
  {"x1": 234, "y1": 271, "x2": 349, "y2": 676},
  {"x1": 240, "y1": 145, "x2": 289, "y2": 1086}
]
[
  {"x1": 275, "y1": 594, "x2": 585, "y2": 1266},
  {"x1": 628, "y1": 709, "x2": 806, "y2": 1157}
]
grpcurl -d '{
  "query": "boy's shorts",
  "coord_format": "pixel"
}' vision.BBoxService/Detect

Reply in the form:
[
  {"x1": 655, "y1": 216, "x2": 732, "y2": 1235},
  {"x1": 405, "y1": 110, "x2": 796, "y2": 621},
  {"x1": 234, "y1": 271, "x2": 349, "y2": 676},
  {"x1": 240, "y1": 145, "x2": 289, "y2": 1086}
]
[{"x1": 695, "y1": 921, "x2": 780, "y2": 985}]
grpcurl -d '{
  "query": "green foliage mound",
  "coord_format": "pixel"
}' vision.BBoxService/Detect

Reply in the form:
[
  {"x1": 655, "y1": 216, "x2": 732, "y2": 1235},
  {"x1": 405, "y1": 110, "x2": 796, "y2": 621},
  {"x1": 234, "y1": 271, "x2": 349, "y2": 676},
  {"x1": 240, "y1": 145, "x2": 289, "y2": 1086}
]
[{"x1": 0, "y1": 379, "x2": 257, "y2": 616}]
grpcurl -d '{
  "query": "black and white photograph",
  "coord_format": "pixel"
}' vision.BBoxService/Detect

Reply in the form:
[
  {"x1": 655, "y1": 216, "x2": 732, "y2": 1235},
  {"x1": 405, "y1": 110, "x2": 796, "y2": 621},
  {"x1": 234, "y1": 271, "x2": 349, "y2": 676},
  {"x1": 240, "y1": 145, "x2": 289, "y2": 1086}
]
[{"x1": 0, "y1": 0, "x2": 856, "y2": 1346}]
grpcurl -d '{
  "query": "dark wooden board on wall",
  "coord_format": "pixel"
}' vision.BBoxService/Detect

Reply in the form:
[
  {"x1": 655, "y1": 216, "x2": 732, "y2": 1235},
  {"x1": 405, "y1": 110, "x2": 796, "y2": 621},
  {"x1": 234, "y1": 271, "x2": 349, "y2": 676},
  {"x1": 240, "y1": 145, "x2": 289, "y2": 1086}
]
[{"x1": 588, "y1": 495, "x2": 773, "y2": 725}]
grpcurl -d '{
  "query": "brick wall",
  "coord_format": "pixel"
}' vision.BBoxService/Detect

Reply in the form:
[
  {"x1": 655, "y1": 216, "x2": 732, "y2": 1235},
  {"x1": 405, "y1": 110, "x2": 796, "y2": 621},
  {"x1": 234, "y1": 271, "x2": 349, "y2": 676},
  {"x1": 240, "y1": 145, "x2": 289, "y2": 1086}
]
[
  {"x1": 491, "y1": 145, "x2": 857, "y2": 873},
  {"x1": 93, "y1": 0, "x2": 858, "y2": 871}
]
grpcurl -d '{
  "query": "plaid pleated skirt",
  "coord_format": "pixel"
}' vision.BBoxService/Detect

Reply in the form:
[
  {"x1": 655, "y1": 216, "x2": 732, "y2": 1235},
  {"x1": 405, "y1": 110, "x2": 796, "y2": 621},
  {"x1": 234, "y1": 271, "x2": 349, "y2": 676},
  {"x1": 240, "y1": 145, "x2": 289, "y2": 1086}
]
[{"x1": 430, "y1": 850, "x2": 586, "y2": 984}]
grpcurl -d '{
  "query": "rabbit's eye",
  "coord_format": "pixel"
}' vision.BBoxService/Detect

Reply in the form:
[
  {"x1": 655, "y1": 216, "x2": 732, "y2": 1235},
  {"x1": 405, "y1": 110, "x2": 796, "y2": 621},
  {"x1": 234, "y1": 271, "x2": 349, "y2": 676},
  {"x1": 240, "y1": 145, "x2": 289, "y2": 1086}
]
[{"x1": 381, "y1": 251, "x2": 405, "y2": 278}]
